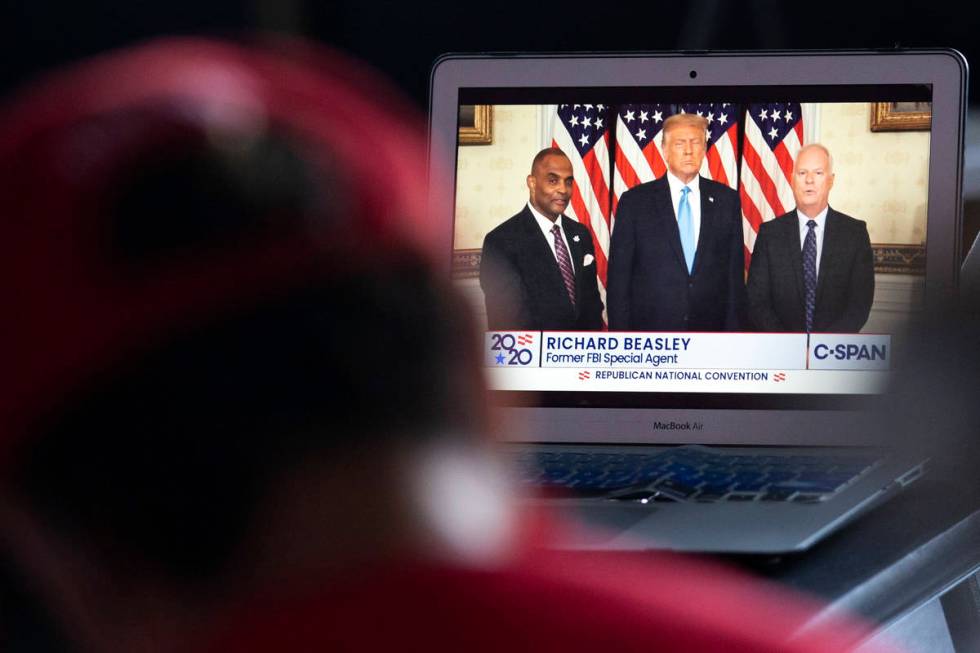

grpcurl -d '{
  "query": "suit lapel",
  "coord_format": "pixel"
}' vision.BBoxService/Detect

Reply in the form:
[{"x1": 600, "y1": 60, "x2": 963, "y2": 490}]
[
  {"x1": 784, "y1": 214, "x2": 806, "y2": 308},
  {"x1": 654, "y1": 178, "x2": 687, "y2": 272},
  {"x1": 565, "y1": 223, "x2": 588, "y2": 314},
  {"x1": 815, "y1": 208, "x2": 841, "y2": 307},
  {"x1": 519, "y1": 209, "x2": 574, "y2": 312},
  {"x1": 692, "y1": 178, "x2": 714, "y2": 276}
]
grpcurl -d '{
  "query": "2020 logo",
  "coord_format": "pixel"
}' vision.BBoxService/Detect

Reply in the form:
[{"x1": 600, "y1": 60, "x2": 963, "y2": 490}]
[{"x1": 490, "y1": 333, "x2": 534, "y2": 366}]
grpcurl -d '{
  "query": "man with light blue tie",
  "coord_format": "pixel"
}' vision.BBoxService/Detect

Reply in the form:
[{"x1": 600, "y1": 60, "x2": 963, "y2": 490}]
[
  {"x1": 746, "y1": 144, "x2": 875, "y2": 333},
  {"x1": 607, "y1": 113, "x2": 746, "y2": 331}
]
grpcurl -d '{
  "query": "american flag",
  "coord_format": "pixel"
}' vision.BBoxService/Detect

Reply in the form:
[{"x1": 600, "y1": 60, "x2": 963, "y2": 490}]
[
  {"x1": 612, "y1": 103, "x2": 670, "y2": 215},
  {"x1": 613, "y1": 103, "x2": 739, "y2": 213},
  {"x1": 739, "y1": 102, "x2": 804, "y2": 267},
  {"x1": 678, "y1": 103, "x2": 739, "y2": 190},
  {"x1": 551, "y1": 104, "x2": 613, "y2": 314}
]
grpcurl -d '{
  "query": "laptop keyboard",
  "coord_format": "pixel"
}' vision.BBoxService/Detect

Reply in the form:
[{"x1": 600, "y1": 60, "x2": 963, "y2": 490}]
[{"x1": 513, "y1": 445, "x2": 881, "y2": 503}]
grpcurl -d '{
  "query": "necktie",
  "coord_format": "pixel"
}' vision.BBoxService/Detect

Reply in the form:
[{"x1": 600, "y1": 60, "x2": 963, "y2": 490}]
[
  {"x1": 803, "y1": 219, "x2": 817, "y2": 333},
  {"x1": 551, "y1": 224, "x2": 576, "y2": 307},
  {"x1": 678, "y1": 186, "x2": 695, "y2": 274}
]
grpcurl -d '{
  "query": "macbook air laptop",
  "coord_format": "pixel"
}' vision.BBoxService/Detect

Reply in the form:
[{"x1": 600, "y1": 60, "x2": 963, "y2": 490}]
[{"x1": 427, "y1": 50, "x2": 967, "y2": 553}]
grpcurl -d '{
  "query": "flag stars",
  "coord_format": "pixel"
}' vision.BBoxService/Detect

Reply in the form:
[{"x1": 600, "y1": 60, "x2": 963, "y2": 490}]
[
  {"x1": 595, "y1": 117, "x2": 604, "y2": 129},
  {"x1": 653, "y1": 110, "x2": 663, "y2": 123},
  {"x1": 583, "y1": 116, "x2": 592, "y2": 128},
  {"x1": 768, "y1": 127, "x2": 779, "y2": 140},
  {"x1": 578, "y1": 133, "x2": 590, "y2": 147},
  {"x1": 784, "y1": 110, "x2": 794, "y2": 122},
  {"x1": 707, "y1": 112, "x2": 715, "y2": 124},
  {"x1": 759, "y1": 108, "x2": 769, "y2": 121},
  {"x1": 624, "y1": 110, "x2": 635, "y2": 123},
  {"x1": 640, "y1": 110, "x2": 649, "y2": 122},
  {"x1": 597, "y1": 104, "x2": 605, "y2": 111},
  {"x1": 570, "y1": 115, "x2": 579, "y2": 127},
  {"x1": 584, "y1": 104, "x2": 594, "y2": 111},
  {"x1": 635, "y1": 128, "x2": 647, "y2": 141},
  {"x1": 718, "y1": 112, "x2": 728, "y2": 125}
]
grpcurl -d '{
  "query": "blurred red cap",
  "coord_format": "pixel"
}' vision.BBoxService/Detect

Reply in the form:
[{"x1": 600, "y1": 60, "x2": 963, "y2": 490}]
[{"x1": 0, "y1": 38, "x2": 446, "y2": 461}]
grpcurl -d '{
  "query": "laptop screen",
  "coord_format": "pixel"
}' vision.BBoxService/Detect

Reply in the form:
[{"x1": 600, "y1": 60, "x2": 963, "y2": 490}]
[{"x1": 430, "y1": 52, "x2": 965, "y2": 445}]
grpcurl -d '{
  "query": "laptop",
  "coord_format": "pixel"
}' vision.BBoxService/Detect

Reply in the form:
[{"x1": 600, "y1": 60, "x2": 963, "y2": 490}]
[{"x1": 427, "y1": 50, "x2": 967, "y2": 553}]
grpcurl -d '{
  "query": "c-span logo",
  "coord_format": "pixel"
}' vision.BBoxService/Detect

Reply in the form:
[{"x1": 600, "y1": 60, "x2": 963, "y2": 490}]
[
  {"x1": 578, "y1": 370, "x2": 590, "y2": 380},
  {"x1": 808, "y1": 335, "x2": 890, "y2": 371}
]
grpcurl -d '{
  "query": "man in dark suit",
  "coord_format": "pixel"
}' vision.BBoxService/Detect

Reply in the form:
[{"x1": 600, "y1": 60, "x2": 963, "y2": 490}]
[
  {"x1": 747, "y1": 144, "x2": 875, "y2": 333},
  {"x1": 606, "y1": 114, "x2": 745, "y2": 331},
  {"x1": 479, "y1": 147, "x2": 604, "y2": 330}
]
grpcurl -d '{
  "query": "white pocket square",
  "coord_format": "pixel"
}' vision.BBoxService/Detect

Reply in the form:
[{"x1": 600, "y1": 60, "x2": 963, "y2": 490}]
[{"x1": 583, "y1": 254, "x2": 594, "y2": 267}]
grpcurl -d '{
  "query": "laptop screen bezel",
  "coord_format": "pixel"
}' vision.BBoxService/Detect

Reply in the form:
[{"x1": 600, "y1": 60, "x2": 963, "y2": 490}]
[{"x1": 427, "y1": 50, "x2": 967, "y2": 447}]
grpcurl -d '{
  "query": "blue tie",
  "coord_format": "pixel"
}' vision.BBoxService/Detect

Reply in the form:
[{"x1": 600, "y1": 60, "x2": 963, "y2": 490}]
[
  {"x1": 803, "y1": 219, "x2": 817, "y2": 333},
  {"x1": 678, "y1": 186, "x2": 695, "y2": 274}
]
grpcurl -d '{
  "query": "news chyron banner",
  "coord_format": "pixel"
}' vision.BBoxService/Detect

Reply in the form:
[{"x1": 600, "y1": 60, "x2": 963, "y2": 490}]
[{"x1": 484, "y1": 332, "x2": 891, "y2": 394}]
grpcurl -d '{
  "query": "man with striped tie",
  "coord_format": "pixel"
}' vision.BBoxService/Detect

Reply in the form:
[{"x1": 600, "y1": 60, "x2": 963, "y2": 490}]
[
  {"x1": 607, "y1": 114, "x2": 746, "y2": 331},
  {"x1": 746, "y1": 144, "x2": 875, "y2": 333},
  {"x1": 480, "y1": 148, "x2": 605, "y2": 331}
]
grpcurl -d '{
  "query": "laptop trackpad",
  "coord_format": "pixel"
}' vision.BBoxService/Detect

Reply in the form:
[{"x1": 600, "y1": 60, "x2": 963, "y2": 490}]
[{"x1": 548, "y1": 504, "x2": 653, "y2": 545}]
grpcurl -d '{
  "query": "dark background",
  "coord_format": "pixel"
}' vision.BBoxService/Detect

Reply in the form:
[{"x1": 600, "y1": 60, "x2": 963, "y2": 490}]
[
  {"x1": 2, "y1": 1, "x2": 977, "y2": 110},
  {"x1": 2, "y1": 0, "x2": 979, "y2": 254}
]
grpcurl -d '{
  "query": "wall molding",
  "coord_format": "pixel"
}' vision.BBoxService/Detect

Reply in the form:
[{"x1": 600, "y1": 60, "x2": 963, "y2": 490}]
[
  {"x1": 452, "y1": 248, "x2": 483, "y2": 279},
  {"x1": 872, "y1": 244, "x2": 926, "y2": 275},
  {"x1": 454, "y1": 244, "x2": 927, "y2": 279}
]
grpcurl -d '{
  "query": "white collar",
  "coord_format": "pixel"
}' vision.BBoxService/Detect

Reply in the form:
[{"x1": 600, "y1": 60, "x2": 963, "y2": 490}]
[
  {"x1": 666, "y1": 171, "x2": 700, "y2": 195},
  {"x1": 796, "y1": 206, "x2": 829, "y2": 228},
  {"x1": 527, "y1": 201, "x2": 562, "y2": 231}
]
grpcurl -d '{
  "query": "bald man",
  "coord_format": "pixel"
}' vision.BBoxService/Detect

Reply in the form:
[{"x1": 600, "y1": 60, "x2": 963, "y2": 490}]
[
  {"x1": 746, "y1": 144, "x2": 875, "y2": 333},
  {"x1": 479, "y1": 147, "x2": 604, "y2": 330}
]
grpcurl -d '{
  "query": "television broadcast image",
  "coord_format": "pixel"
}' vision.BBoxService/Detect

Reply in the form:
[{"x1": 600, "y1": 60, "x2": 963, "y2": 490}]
[{"x1": 451, "y1": 97, "x2": 931, "y2": 397}]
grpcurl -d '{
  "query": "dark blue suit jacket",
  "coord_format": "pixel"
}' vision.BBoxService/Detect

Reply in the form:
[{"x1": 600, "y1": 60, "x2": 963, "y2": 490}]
[
  {"x1": 479, "y1": 206, "x2": 604, "y2": 331},
  {"x1": 746, "y1": 207, "x2": 874, "y2": 333},
  {"x1": 606, "y1": 176, "x2": 746, "y2": 331}
]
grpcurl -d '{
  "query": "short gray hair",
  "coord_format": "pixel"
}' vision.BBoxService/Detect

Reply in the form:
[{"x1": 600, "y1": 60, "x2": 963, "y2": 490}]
[{"x1": 795, "y1": 143, "x2": 834, "y2": 174}]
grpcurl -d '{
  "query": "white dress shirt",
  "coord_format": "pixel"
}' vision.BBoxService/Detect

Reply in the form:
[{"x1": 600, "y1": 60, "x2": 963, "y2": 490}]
[
  {"x1": 528, "y1": 201, "x2": 575, "y2": 272},
  {"x1": 666, "y1": 171, "x2": 701, "y2": 246},
  {"x1": 796, "y1": 207, "x2": 828, "y2": 276}
]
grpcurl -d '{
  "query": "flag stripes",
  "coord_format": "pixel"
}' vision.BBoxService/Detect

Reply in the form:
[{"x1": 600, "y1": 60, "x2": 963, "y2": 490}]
[{"x1": 539, "y1": 101, "x2": 807, "y2": 296}]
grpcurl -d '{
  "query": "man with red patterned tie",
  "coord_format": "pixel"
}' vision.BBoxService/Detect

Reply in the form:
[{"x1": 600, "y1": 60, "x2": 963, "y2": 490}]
[{"x1": 480, "y1": 148, "x2": 605, "y2": 331}]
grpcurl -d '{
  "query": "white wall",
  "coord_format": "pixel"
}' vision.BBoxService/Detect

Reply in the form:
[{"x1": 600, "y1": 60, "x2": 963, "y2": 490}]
[
  {"x1": 819, "y1": 103, "x2": 930, "y2": 245},
  {"x1": 454, "y1": 105, "x2": 541, "y2": 250}
]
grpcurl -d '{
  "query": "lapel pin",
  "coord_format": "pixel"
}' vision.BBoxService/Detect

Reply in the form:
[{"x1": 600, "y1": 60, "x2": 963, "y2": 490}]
[
  {"x1": 708, "y1": 196, "x2": 714, "y2": 203},
  {"x1": 573, "y1": 235, "x2": 580, "y2": 242}
]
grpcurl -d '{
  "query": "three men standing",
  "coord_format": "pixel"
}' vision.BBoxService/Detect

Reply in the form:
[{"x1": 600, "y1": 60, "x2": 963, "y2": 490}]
[{"x1": 480, "y1": 129, "x2": 873, "y2": 335}]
